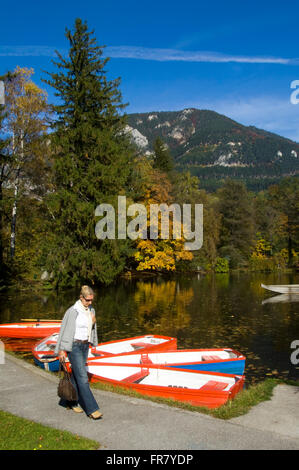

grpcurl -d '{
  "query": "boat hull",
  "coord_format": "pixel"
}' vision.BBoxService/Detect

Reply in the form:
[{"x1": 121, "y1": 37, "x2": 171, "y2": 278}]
[
  {"x1": 168, "y1": 358, "x2": 245, "y2": 375},
  {"x1": 86, "y1": 363, "x2": 245, "y2": 409},
  {"x1": 0, "y1": 322, "x2": 61, "y2": 339},
  {"x1": 33, "y1": 357, "x2": 61, "y2": 372}
]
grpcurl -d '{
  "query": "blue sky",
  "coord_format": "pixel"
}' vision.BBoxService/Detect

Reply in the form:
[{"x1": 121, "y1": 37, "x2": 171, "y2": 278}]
[{"x1": 1, "y1": 0, "x2": 299, "y2": 141}]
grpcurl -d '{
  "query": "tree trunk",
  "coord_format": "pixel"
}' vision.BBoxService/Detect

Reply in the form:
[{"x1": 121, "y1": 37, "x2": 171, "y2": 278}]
[
  {"x1": 10, "y1": 127, "x2": 22, "y2": 260},
  {"x1": 288, "y1": 234, "x2": 293, "y2": 267},
  {"x1": 10, "y1": 178, "x2": 18, "y2": 259},
  {"x1": 0, "y1": 180, "x2": 3, "y2": 268}
]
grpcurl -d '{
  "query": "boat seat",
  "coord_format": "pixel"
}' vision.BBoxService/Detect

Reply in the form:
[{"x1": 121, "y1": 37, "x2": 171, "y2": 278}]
[
  {"x1": 131, "y1": 342, "x2": 150, "y2": 350},
  {"x1": 140, "y1": 353, "x2": 153, "y2": 365},
  {"x1": 122, "y1": 368, "x2": 149, "y2": 384},
  {"x1": 201, "y1": 355, "x2": 221, "y2": 362},
  {"x1": 200, "y1": 380, "x2": 229, "y2": 391}
]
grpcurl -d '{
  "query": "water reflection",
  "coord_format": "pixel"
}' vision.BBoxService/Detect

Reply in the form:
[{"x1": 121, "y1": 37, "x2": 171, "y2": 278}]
[
  {"x1": 262, "y1": 294, "x2": 299, "y2": 305},
  {"x1": 0, "y1": 272, "x2": 298, "y2": 385}
]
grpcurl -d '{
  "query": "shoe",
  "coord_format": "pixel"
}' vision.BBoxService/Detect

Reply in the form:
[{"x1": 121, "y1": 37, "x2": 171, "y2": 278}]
[
  {"x1": 89, "y1": 410, "x2": 103, "y2": 420},
  {"x1": 67, "y1": 406, "x2": 83, "y2": 413}
]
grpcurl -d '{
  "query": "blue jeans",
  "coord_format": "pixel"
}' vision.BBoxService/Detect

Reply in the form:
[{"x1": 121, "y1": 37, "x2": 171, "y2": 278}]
[{"x1": 66, "y1": 341, "x2": 99, "y2": 415}]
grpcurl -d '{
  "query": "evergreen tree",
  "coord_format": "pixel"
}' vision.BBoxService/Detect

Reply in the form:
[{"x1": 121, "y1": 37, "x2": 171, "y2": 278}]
[
  {"x1": 217, "y1": 179, "x2": 255, "y2": 267},
  {"x1": 268, "y1": 177, "x2": 299, "y2": 266},
  {"x1": 152, "y1": 137, "x2": 174, "y2": 173},
  {"x1": 43, "y1": 18, "x2": 135, "y2": 287}
]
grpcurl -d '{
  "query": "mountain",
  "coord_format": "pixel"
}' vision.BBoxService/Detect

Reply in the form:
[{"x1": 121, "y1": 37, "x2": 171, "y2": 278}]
[{"x1": 126, "y1": 108, "x2": 299, "y2": 192}]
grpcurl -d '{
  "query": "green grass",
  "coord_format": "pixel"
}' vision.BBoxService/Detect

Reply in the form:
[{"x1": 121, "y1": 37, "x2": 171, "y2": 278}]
[
  {"x1": 0, "y1": 409, "x2": 99, "y2": 450},
  {"x1": 92, "y1": 378, "x2": 280, "y2": 419},
  {"x1": 211, "y1": 378, "x2": 278, "y2": 419}
]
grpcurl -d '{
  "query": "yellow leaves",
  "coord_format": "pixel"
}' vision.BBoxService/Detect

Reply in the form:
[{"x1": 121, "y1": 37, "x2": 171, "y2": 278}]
[
  {"x1": 134, "y1": 238, "x2": 193, "y2": 272},
  {"x1": 251, "y1": 234, "x2": 272, "y2": 260},
  {"x1": 134, "y1": 240, "x2": 176, "y2": 271},
  {"x1": 279, "y1": 248, "x2": 298, "y2": 261},
  {"x1": 131, "y1": 160, "x2": 194, "y2": 273},
  {"x1": 5, "y1": 66, "x2": 48, "y2": 123}
]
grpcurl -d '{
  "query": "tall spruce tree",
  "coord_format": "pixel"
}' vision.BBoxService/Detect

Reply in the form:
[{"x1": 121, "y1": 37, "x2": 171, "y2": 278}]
[{"x1": 43, "y1": 18, "x2": 135, "y2": 287}]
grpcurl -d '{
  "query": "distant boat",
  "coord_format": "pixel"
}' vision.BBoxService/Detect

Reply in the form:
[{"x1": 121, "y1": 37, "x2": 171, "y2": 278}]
[
  {"x1": 261, "y1": 284, "x2": 299, "y2": 295},
  {"x1": 32, "y1": 334, "x2": 177, "y2": 372},
  {"x1": 87, "y1": 348, "x2": 246, "y2": 375},
  {"x1": 85, "y1": 362, "x2": 245, "y2": 409}
]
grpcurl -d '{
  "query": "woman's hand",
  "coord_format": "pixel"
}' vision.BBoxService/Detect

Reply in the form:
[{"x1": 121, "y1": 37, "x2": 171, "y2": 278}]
[{"x1": 58, "y1": 350, "x2": 67, "y2": 362}]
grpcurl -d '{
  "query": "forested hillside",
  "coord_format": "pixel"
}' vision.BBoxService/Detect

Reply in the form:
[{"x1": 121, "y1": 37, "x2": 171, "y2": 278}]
[{"x1": 127, "y1": 109, "x2": 299, "y2": 191}]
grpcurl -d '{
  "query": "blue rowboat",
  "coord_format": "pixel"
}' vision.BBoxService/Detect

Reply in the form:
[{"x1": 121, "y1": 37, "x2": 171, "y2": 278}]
[
  {"x1": 32, "y1": 332, "x2": 60, "y2": 371},
  {"x1": 87, "y1": 348, "x2": 246, "y2": 375}
]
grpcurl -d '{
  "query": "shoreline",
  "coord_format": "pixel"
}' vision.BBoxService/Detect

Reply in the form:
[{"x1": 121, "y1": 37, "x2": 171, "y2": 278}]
[
  {"x1": 1, "y1": 352, "x2": 299, "y2": 450},
  {"x1": 0, "y1": 266, "x2": 297, "y2": 293}
]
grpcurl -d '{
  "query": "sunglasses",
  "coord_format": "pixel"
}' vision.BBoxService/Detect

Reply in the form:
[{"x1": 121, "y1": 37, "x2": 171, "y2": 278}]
[{"x1": 83, "y1": 297, "x2": 93, "y2": 303}]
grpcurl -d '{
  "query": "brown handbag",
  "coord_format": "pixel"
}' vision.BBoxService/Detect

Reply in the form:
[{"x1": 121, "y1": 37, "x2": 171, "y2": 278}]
[{"x1": 57, "y1": 360, "x2": 78, "y2": 402}]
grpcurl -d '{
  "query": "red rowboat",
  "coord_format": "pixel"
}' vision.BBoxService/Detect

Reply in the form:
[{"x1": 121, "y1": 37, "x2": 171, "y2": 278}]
[
  {"x1": 89, "y1": 334, "x2": 177, "y2": 358},
  {"x1": 32, "y1": 334, "x2": 177, "y2": 371},
  {"x1": 86, "y1": 362, "x2": 245, "y2": 409},
  {"x1": 0, "y1": 321, "x2": 61, "y2": 339}
]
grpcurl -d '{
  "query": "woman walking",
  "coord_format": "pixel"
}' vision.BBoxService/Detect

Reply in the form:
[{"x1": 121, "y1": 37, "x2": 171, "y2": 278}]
[{"x1": 55, "y1": 285, "x2": 102, "y2": 419}]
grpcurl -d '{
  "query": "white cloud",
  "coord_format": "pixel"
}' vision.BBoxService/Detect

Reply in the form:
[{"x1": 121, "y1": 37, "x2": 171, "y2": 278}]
[
  {"x1": 0, "y1": 46, "x2": 62, "y2": 57},
  {"x1": 0, "y1": 45, "x2": 296, "y2": 65},
  {"x1": 106, "y1": 46, "x2": 293, "y2": 64}
]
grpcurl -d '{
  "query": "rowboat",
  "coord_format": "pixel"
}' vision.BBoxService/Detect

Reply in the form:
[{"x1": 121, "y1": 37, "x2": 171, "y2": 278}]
[
  {"x1": 32, "y1": 333, "x2": 60, "y2": 371},
  {"x1": 261, "y1": 283, "x2": 299, "y2": 295},
  {"x1": 32, "y1": 334, "x2": 177, "y2": 372},
  {"x1": 0, "y1": 321, "x2": 61, "y2": 339},
  {"x1": 87, "y1": 348, "x2": 246, "y2": 375},
  {"x1": 85, "y1": 362, "x2": 245, "y2": 409},
  {"x1": 90, "y1": 334, "x2": 177, "y2": 357}
]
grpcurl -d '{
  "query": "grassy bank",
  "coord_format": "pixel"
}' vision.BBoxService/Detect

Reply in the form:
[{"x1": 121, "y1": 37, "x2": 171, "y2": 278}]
[
  {"x1": 92, "y1": 377, "x2": 280, "y2": 419},
  {"x1": 0, "y1": 409, "x2": 99, "y2": 450}
]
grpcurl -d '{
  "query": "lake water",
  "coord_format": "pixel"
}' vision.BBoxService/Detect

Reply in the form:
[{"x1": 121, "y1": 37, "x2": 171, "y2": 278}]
[{"x1": 1, "y1": 272, "x2": 299, "y2": 385}]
